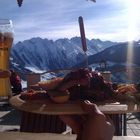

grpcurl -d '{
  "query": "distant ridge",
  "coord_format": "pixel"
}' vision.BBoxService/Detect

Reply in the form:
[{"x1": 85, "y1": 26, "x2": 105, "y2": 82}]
[{"x1": 10, "y1": 36, "x2": 117, "y2": 73}]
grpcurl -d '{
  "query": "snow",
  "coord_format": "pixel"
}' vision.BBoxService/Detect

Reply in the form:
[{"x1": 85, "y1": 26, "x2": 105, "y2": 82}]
[
  {"x1": 25, "y1": 66, "x2": 45, "y2": 74},
  {"x1": 21, "y1": 80, "x2": 27, "y2": 89}
]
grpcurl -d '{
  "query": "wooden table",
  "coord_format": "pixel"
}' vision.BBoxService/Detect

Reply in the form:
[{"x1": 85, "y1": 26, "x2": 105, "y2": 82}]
[
  {"x1": 0, "y1": 132, "x2": 140, "y2": 140},
  {"x1": 9, "y1": 95, "x2": 140, "y2": 135}
]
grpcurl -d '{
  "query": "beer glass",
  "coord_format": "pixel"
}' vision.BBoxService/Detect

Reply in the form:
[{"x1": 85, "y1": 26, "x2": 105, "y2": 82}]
[{"x1": 0, "y1": 19, "x2": 14, "y2": 97}]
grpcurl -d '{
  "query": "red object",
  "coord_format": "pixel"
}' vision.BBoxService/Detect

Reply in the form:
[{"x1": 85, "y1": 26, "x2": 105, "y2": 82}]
[{"x1": 10, "y1": 70, "x2": 22, "y2": 95}]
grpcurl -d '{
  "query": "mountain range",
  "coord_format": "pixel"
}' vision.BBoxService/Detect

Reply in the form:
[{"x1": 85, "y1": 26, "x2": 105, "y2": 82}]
[
  {"x1": 10, "y1": 37, "x2": 117, "y2": 72},
  {"x1": 10, "y1": 37, "x2": 140, "y2": 83}
]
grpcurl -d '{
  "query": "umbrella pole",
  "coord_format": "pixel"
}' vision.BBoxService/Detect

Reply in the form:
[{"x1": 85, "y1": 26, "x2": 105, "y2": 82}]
[{"x1": 78, "y1": 16, "x2": 88, "y2": 68}]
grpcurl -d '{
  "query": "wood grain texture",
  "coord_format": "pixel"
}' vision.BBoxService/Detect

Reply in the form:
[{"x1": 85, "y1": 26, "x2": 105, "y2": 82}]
[
  {"x1": 0, "y1": 132, "x2": 140, "y2": 140},
  {"x1": 10, "y1": 95, "x2": 140, "y2": 115}
]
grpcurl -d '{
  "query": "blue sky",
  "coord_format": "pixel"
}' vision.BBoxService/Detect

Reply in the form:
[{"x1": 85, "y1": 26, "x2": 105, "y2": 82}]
[{"x1": 0, "y1": 0, "x2": 140, "y2": 43}]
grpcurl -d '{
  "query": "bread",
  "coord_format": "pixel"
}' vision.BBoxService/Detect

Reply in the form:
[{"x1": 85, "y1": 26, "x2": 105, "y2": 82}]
[
  {"x1": 47, "y1": 90, "x2": 70, "y2": 103},
  {"x1": 38, "y1": 77, "x2": 63, "y2": 90}
]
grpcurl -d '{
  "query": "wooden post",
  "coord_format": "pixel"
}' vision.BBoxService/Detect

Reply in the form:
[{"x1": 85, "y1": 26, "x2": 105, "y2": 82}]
[{"x1": 100, "y1": 71, "x2": 111, "y2": 82}]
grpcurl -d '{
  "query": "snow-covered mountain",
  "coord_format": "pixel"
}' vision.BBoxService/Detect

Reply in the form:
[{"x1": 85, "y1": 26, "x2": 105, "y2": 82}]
[
  {"x1": 10, "y1": 37, "x2": 117, "y2": 73},
  {"x1": 87, "y1": 40, "x2": 140, "y2": 83},
  {"x1": 9, "y1": 37, "x2": 140, "y2": 83},
  {"x1": 88, "y1": 41, "x2": 140, "y2": 65}
]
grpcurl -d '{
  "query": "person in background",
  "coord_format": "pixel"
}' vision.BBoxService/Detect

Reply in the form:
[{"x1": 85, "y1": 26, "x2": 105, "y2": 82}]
[
  {"x1": 60, "y1": 100, "x2": 115, "y2": 140},
  {"x1": 10, "y1": 70, "x2": 23, "y2": 95},
  {"x1": 0, "y1": 69, "x2": 11, "y2": 78}
]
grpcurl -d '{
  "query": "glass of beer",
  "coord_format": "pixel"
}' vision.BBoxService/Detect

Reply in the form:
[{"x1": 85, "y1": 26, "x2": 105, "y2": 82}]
[{"x1": 0, "y1": 19, "x2": 14, "y2": 97}]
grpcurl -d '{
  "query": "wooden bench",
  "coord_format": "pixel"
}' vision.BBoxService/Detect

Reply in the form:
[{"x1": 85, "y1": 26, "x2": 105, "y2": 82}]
[
  {"x1": 20, "y1": 111, "x2": 125, "y2": 135},
  {"x1": 20, "y1": 111, "x2": 66, "y2": 133},
  {"x1": 0, "y1": 132, "x2": 140, "y2": 140}
]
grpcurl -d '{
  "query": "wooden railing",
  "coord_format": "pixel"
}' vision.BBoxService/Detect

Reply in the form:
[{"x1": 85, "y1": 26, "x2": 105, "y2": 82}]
[
  {"x1": 21, "y1": 67, "x2": 140, "y2": 88},
  {"x1": 25, "y1": 69, "x2": 73, "y2": 90}
]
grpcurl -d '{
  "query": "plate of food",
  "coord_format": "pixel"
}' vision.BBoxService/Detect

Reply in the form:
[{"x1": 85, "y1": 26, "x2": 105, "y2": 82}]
[
  {"x1": 10, "y1": 68, "x2": 140, "y2": 115},
  {"x1": 9, "y1": 90, "x2": 128, "y2": 115}
]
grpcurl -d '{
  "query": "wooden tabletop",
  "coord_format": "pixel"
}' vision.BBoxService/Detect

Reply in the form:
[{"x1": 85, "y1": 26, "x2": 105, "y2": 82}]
[{"x1": 0, "y1": 132, "x2": 140, "y2": 140}]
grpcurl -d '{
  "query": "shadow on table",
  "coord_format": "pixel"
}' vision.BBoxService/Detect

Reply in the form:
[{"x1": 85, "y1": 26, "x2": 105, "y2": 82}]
[
  {"x1": 0, "y1": 109, "x2": 21, "y2": 125},
  {"x1": 0, "y1": 104, "x2": 13, "y2": 111},
  {"x1": 133, "y1": 112, "x2": 140, "y2": 120},
  {"x1": 127, "y1": 112, "x2": 140, "y2": 121}
]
